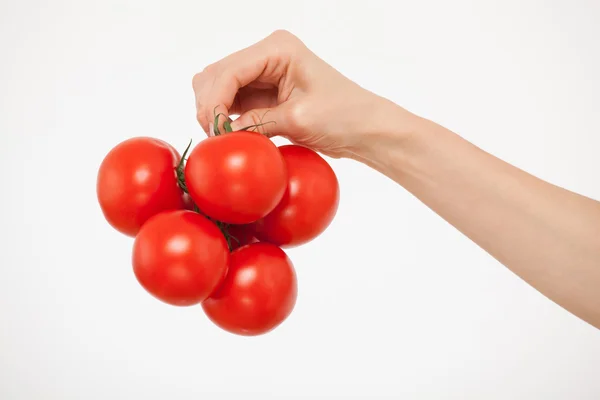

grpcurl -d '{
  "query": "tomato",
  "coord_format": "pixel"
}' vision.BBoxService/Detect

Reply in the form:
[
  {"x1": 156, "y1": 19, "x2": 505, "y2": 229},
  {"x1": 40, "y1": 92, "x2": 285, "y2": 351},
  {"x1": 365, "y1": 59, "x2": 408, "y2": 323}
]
[
  {"x1": 132, "y1": 210, "x2": 229, "y2": 306},
  {"x1": 227, "y1": 224, "x2": 259, "y2": 251},
  {"x1": 253, "y1": 145, "x2": 339, "y2": 248},
  {"x1": 202, "y1": 243, "x2": 297, "y2": 336},
  {"x1": 97, "y1": 137, "x2": 185, "y2": 237},
  {"x1": 184, "y1": 131, "x2": 287, "y2": 224}
]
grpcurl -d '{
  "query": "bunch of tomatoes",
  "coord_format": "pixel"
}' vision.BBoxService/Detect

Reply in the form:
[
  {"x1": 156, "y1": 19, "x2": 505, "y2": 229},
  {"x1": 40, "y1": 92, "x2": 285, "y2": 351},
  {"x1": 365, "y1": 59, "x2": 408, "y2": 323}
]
[{"x1": 96, "y1": 117, "x2": 339, "y2": 336}]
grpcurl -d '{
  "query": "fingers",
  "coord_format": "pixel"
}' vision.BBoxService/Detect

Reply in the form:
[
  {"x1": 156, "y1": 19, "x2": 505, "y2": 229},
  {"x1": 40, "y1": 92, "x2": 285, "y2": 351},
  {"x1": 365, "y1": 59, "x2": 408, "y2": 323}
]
[
  {"x1": 230, "y1": 86, "x2": 278, "y2": 115},
  {"x1": 192, "y1": 30, "x2": 301, "y2": 134},
  {"x1": 192, "y1": 42, "x2": 271, "y2": 133},
  {"x1": 229, "y1": 106, "x2": 288, "y2": 137}
]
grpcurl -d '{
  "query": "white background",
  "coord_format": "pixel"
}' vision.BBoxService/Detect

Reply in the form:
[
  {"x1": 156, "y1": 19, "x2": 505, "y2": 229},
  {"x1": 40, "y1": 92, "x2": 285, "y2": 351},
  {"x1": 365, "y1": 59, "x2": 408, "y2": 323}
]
[{"x1": 1, "y1": 0, "x2": 600, "y2": 399}]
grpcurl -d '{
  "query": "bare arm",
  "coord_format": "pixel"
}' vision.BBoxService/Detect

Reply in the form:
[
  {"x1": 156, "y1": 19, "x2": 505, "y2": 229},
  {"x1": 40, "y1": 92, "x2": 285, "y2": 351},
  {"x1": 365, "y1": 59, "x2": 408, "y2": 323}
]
[{"x1": 355, "y1": 101, "x2": 600, "y2": 327}]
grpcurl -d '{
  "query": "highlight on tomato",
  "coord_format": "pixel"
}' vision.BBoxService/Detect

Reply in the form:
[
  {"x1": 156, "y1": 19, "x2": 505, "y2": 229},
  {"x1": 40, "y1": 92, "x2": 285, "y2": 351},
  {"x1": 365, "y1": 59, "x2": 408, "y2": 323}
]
[{"x1": 96, "y1": 113, "x2": 341, "y2": 337}]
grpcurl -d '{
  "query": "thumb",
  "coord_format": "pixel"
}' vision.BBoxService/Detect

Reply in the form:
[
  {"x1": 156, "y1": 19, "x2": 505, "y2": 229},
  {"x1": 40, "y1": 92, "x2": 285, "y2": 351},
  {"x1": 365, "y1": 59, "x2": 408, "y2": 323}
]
[{"x1": 229, "y1": 107, "x2": 287, "y2": 137}]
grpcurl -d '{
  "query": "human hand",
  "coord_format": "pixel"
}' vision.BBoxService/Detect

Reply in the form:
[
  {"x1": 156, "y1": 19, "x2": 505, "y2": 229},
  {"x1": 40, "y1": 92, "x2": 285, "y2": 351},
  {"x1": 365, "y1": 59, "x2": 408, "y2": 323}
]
[{"x1": 192, "y1": 30, "x2": 404, "y2": 159}]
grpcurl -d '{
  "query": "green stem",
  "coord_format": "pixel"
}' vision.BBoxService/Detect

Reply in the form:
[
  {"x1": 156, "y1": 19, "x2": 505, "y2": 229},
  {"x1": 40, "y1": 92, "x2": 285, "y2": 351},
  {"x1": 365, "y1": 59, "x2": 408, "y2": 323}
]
[
  {"x1": 176, "y1": 139, "x2": 193, "y2": 193},
  {"x1": 213, "y1": 107, "x2": 275, "y2": 135},
  {"x1": 238, "y1": 120, "x2": 277, "y2": 132},
  {"x1": 176, "y1": 139, "x2": 236, "y2": 250}
]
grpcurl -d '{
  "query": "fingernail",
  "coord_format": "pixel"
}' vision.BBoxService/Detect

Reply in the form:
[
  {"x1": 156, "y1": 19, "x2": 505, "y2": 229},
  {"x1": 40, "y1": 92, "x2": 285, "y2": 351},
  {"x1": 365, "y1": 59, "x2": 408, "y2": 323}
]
[{"x1": 208, "y1": 122, "x2": 214, "y2": 137}]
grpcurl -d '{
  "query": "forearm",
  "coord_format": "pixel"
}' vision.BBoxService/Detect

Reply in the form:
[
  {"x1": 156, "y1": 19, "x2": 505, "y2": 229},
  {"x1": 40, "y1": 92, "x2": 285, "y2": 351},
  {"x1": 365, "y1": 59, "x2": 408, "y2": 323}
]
[{"x1": 354, "y1": 101, "x2": 600, "y2": 328}]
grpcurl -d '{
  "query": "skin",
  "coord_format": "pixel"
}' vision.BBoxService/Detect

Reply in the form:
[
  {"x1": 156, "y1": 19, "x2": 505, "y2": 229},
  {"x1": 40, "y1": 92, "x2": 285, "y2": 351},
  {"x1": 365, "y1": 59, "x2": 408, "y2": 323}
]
[{"x1": 192, "y1": 30, "x2": 600, "y2": 329}]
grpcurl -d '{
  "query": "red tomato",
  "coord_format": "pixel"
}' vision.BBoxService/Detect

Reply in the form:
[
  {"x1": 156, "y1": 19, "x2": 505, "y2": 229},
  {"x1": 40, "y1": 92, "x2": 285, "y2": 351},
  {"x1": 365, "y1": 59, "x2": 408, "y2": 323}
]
[
  {"x1": 132, "y1": 210, "x2": 229, "y2": 306},
  {"x1": 202, "y1": 243, "x2": 297, "y2": 336},
  {"x1": 97, "y1": 137, "x2": 185, "y2": 237},
  {"x1": 253, "y1": 145, "x2": 339, "y2": 248},
  {"x1": 227, "y1": 224, "x2": 259, "y2": 251},
  {"x1": 184, "y1": 131, "x2": 287, "y2": 224}
]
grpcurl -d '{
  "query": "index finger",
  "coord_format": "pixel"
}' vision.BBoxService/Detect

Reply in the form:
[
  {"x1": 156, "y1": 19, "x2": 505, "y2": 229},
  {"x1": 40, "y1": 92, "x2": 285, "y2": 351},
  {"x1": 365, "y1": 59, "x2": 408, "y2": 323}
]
[
  {"x1": 192, "y1": 30, "x2": 297, "y2": 134},
  {"x1": 192, "y1": 39, "x2": 271, "y2": 133}
]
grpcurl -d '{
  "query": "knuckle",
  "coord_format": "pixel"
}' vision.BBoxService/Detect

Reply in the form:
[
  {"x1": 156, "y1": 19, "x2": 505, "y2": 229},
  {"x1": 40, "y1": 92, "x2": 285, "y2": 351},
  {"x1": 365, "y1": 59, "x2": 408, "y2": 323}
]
[
  {"x1": 193, "y1": 64, "x2": 216, "y2": 85},
  {"x1": 268, "y1": 30, "x2": 301, "y2": 49},
  {"x1": 287, "y1": 104, "x2": 308, "y2": 130},
  {"x1": 270, "y1": 29, "x2": 294, "y2": 41},
  {"x1": 192, "y1": 70, "x2": 209, "y2": 89},
  {"x1": 192, "y1": 72, "x2": 203, "y2": 86},
  {"x1": 202, "y1": 62, "x2": 216, "y2": 74}
]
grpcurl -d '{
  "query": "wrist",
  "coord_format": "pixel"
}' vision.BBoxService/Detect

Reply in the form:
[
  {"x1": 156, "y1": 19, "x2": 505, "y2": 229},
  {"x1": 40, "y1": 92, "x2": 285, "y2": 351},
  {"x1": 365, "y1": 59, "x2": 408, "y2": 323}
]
[{"x1": 347, "y1": 97, "x2": 431, "y2": 174}]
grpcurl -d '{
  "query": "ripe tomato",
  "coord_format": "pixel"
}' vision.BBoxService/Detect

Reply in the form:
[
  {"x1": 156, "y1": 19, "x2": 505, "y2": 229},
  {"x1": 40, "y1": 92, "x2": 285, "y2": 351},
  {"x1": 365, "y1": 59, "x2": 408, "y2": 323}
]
[
  {"x1": 184, "y1": 131, "x2": 287, "y2": 224},
  {"x1": 253, "y1": 145, "x2": 339, "y2": 248},
  {"x1": 97, "y1": 137, "x2": 185, "y2": 237},
  {"x1": 202, "y1": 243, "x2": 297, "y2": 336},
  {"x1": 132, "y1": 210, "x2": 229, "y2": 306},
  {"x1": 227, "y1": 224, "x2": 258, "y2": 251}
]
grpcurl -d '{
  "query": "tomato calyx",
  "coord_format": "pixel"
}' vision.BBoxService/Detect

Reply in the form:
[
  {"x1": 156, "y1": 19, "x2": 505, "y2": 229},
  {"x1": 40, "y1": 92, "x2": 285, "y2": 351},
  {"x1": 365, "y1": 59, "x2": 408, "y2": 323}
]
[
  {"x1": 172, "y1": 108, "x2": 279, "y2": 249},
  {"x1": 176, "y1": 139, "x2": 192, "y2": 193},
  {"x1": 174, "y1": 139, "x2": 245, "y2": 251}
]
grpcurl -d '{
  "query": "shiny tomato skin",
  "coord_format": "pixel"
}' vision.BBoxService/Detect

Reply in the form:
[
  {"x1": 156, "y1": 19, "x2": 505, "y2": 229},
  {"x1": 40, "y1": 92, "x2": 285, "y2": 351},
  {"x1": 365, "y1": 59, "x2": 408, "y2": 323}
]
[
  {"x1": 97, "y1": 137, "x2": 185, "y2": 237},
  {"x1": 227, "y1": 224, "x2": 259, "y2": 251},
  {"x1": 132, "y1": 210, "x2": 230, "y2": 306},
  {"x1": 202, "y1": 243, "x2": 297, "y2": 336},
  {"x1": 184, "y1": 131, "x2": 287, "y2": 224},
  {"x1": 253, "y1": 145, "x2": 340, "y2": 248}
]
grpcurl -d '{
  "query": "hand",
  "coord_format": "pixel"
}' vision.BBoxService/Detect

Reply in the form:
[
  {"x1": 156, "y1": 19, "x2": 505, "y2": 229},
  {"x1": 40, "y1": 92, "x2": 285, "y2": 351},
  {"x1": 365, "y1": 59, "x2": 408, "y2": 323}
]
[{"x1": 192, "y1": 30, "x2": 404, "y2": 159}]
